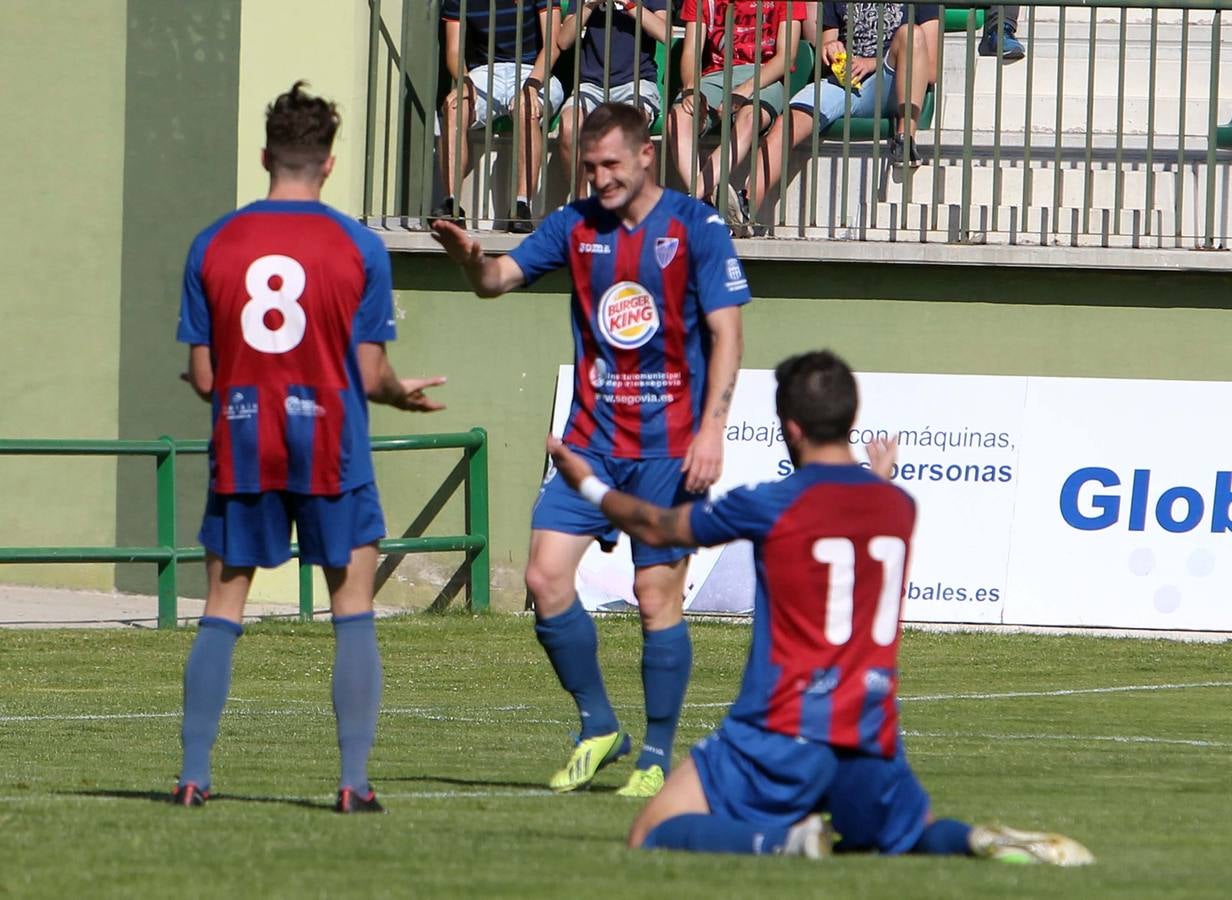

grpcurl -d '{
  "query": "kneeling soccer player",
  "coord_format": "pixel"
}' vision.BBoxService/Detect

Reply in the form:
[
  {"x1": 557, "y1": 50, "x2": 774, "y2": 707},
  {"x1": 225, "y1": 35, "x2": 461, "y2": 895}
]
[
  {"x1": 547, "y1": 350, "x2": 1093, "y2": 865},
  {"x1": 172, "y1": 81, "x2": 446, "y2": 813}
]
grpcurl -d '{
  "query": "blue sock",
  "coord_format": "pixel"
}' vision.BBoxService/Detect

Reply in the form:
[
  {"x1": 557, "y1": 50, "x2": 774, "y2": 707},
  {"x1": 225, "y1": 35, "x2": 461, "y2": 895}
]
[
  {"x1": 179, "y1": 616, "x2": 242, "y2": 789},
  {"x1": 636, "y1": 621, "x2": 692, "y2": 771},
  {"x1": 912, "y1": 818, "x2": 974, "y2": 855},
  {"x1": 534, "y1": 599, "x2": 619, "y2": 739},
  {"x1": 643, "y1": 814, "x2": 790, "y2": 855},
  {"x1": 332, "y1": 611, "x2": 383, "y2": 794}
]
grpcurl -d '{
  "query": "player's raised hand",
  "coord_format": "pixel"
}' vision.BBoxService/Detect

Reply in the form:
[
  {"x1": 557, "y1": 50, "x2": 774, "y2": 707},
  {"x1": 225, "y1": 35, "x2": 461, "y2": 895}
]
[
  {"x1": 546, "y1": 435, "x2": 594, "y2": 490},
  {"x1": 395, "y1": 376, "x2": 447, "y2": 412},
  {"x1": 681, "y1": 427, "x2": 723, "y2": 494},
  {"x1": 866, "y1": 436, "x2": 898, "y2": 479},
  {"x1": 430, "y1": 219, "x2": 484, "y2": 268}
]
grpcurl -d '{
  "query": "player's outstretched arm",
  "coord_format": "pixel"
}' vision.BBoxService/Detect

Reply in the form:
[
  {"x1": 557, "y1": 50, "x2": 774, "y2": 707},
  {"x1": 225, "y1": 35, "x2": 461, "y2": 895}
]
[
  {"x1": 548, "y1": 436, "x2": 696, "y2": 548},
  {"x1": 429, "y1": 219, "x2": 527, "y2": 298},
  {"x1": 358, "y1": 343, "x2": 447, "y2": 412}
]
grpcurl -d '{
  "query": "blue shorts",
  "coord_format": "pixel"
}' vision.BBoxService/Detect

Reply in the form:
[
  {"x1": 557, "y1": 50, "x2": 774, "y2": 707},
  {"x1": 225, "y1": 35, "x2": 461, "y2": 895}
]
[
  {"x1": 532, "y1": 448, "x2": 702, "y2": 568},
  {"x1": 198, "y1": 483, "x2": 386, "y2": 569},
  {"x1": 692, "y1": 718, "x2": 930, "y2": 855}
]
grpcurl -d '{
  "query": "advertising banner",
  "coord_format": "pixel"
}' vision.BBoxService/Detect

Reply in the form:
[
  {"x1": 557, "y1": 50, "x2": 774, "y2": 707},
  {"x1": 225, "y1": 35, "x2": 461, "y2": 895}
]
[{"x1": 547, "y1": 366, "x2": 1232, "y2": 632}]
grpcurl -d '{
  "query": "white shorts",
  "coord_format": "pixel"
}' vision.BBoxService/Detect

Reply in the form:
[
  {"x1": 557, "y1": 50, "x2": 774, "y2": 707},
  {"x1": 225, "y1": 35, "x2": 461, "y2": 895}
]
[
  {"x1": 466, "y1": 61, "x2": 565, "y2": 127},
  {"x1": 561, "y1": 79, "x2": 661, "y2": 124}
]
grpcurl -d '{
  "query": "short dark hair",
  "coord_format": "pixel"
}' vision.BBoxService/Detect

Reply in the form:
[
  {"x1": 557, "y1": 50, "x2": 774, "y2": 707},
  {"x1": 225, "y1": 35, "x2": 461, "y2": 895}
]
[
  {"x1": 264, "y1": 80, "x2": 340, "y2": 174},
  {"x1": 774, "y1": 350, "x2": 858, "y2": 444},
  {"x1": 578, "y1": 101, "x2": 650, "y2": 151}
]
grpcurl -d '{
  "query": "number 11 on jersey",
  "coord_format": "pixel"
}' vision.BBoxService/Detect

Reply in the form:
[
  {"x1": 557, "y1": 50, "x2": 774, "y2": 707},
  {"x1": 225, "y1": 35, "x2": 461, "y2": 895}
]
[{"x1": 812, "y1": 536, "x2": 907, "y2": 648}]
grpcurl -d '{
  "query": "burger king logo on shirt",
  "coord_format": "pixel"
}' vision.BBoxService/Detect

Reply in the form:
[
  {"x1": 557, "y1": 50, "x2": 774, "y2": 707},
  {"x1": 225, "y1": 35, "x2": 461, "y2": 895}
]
[{"x1": 597, "y1": 281, "x2": 659, "y2": 349}]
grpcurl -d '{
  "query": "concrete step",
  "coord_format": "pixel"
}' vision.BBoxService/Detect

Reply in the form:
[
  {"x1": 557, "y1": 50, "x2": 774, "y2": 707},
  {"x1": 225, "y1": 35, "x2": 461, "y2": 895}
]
[
  {"x1": 769, "y1": 204, "x2": 1180, "y2": 249},
  {"x1": 936, "y1": 94, "x2": 1230, "y2": 136},
  {"x1": 939, "y1": 55, "x2": 1232, "y2": 102}
]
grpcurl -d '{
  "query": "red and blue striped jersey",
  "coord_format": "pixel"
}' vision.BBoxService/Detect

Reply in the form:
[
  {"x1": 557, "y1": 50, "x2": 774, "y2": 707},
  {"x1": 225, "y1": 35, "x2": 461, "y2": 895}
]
[
  {"x1": 690, "y1": 464, "x2": 916, "y2": 757},
  {"x1": 176, "y1": 200, "x2": 397, "y2": 495},
  {"x1": 509, "y1": 189, "x2": 751, "y2": 459}
]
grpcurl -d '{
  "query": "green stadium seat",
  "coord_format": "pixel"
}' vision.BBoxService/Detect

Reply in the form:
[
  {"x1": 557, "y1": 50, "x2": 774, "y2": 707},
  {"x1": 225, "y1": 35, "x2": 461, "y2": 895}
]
[
  {"x1": 1217, "y1": 122, "x2": 1232, "y2": 150},
  {"x1": 944, "y1": 7, "x2": 986, "y2": 33}
]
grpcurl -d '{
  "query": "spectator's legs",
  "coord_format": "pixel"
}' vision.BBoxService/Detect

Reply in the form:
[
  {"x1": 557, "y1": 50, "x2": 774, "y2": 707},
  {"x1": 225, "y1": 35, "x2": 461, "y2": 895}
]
[
  {"x1": 980, "y1": 4, "x2": 1024, "y2": 60},
  {"x1": 326, "y1": 543, "x2": 383, "y2": 796},
  {"x1": 699, "y1": 102, "x2": 772, "y2": 203},
  {"x1": 748, "y1": 107, "x2": 814, "y2": 223},
  {"x1": 984, "y1": 4, "x2": 1020, "y2": 35},
  {"x1": 517, "y1": 83, "x2": 546, "y2": 205},
  {"x1": 439, "y1": 80, "x2": 475, "y2": 206},
  {"x1": 889, "y1": 25, "x2": 931, "y2": 138},
  {"x1": 556, "y1": 102, "x2": 587, "y2": 198},
  {"x1": 667, "y1": 97, "x2": 709, "y2": 196}
]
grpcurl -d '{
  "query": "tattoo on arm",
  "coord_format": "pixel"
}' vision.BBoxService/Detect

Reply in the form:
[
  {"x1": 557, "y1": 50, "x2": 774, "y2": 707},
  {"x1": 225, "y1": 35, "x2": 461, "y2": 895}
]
[
  {"x1": 623, "y1": 499, "x2": 689, "y2": 544},
  {"x1": 711, "y1": 375, "x2": 736, "y2": 420}
]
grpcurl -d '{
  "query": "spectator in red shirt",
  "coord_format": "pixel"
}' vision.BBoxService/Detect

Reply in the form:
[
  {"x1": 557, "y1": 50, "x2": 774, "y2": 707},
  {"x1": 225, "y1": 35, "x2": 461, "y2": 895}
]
[{"x1": 666, "y1": 0, "x2": 806, "y2": 220}]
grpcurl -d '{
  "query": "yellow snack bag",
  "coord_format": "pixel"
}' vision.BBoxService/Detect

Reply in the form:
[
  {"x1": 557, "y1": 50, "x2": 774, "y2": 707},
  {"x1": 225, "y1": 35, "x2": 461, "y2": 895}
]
[{"x1": 831, "y1": 50, "x2": 862, "y2": 91}]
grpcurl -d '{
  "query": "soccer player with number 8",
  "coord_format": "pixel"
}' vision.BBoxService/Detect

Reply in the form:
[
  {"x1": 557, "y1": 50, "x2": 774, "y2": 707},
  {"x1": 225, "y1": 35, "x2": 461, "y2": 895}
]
[{"x1": 173, "y1": 82, "x2": 446, "y2": 813}]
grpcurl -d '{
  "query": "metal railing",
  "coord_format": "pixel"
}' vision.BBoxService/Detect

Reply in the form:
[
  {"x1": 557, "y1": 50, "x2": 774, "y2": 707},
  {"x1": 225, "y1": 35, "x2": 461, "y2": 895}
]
[
  {"x1": 0, "y1": 429, "x2": 490, "y2": 628},
  {"x1": 364, "y1": 0, "x2": 1231, "y2": 250}
]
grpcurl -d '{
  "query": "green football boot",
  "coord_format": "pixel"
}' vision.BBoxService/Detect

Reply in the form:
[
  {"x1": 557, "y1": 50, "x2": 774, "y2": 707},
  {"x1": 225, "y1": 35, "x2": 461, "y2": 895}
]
[{"x1": 549, "y1": 731, "x2": 631, "y2": 793}]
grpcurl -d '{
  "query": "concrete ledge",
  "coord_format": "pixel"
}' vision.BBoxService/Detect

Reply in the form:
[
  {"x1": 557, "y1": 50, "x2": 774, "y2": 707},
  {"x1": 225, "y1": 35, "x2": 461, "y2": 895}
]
[{"x1": 374, "y1": 223, "x2": 1232, "y2": 273}]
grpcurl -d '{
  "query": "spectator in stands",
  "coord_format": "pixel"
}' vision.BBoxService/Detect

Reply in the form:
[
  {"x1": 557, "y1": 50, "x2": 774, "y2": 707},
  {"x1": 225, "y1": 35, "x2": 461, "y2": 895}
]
[
  {"x1": 666, "y1": 0, "x2": 806, "y2": 219},
  {"x1": 434, "y1": 0, "x2": 564, "y2": 233},
  {"x1": 556, "y1": 0, "x2": 670, "y2": 197},
  {"x1": 979, "y1": 5, "x2": 1025, "y2": 61},
  {"x1": 741, "y1": 2, "x2": 938, "y2": 229}
]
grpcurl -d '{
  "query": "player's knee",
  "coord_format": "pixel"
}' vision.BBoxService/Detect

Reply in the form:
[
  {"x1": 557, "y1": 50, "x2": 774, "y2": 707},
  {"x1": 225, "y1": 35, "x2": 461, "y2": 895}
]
[{"x1": 524, "y1": 560, "x2": 570, "y2": 610}]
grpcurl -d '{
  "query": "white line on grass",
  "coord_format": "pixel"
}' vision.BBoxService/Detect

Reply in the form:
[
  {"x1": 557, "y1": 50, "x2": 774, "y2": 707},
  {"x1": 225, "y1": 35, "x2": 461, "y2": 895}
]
[
  {"x1": 903, "y1": 729, "x2": 1231, "y2": 748},
  {"x1": 902, "y1": 680, "x2": 1232, "y2": 702},
  {"x1": 4, "y1": 680, "x2": 1229, "y2": 725},
  {"x1": 0, "y1": 788, "x2": 563, "y2": 806}
]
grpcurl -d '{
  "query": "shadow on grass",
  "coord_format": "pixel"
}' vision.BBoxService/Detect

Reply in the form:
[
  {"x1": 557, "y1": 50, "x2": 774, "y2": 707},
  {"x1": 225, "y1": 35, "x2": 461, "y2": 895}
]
[
  {"x1": 62, "y1": 788, "x2": 332, "y2": 810},
  {"x1": 382, "y1": 774, "x2": 624, "y2": 794},
  {"x1": 383, "y1": 774, "x2": 546, "y2": 790}
]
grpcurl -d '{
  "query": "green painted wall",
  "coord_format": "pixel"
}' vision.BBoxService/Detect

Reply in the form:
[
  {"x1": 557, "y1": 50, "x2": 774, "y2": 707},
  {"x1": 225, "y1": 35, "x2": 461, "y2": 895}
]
[
  {"x1": 385, "y1": 256, "x2": 1232, "y2": 610},
  {"x1": 113, "y1": 0, "x2": 242, "y2": 597},
  {"x1": 0, "y1": 1, "x2": 128, "y2": 590},
  {"x1": 2, "y1": 0, "x2": 1229, "y2": 611}
]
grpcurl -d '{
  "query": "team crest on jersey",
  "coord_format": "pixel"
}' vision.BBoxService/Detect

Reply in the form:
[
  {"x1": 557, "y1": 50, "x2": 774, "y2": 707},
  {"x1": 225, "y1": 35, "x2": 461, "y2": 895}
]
[
  {"x1": 654, "y1": 237, "x2": 679, "y2": 269},
  {"x1": 597, "y1": 281, "x2": 659, "y2": 349}
]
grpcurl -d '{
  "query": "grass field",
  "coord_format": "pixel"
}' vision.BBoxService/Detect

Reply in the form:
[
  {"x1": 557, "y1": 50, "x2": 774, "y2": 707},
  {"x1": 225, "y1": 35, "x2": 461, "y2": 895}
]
[{"x1": 1, "y1": 614, "x2": 1229, "y2": 899}]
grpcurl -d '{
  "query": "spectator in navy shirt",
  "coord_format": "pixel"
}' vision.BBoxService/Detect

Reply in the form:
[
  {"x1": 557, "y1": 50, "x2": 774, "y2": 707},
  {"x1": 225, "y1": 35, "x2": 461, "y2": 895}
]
[
  {"x1": 556, "y1": 0, "x2": 669, "y2": 197},
  {"x1": 435, "y1": 0, "x2": 564, "y2": 233}
]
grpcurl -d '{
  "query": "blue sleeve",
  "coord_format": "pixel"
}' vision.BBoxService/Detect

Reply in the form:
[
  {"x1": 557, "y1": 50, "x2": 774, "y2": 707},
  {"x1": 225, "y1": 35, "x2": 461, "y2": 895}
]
[
  {"x1": 689, "y1": 485, "x2": 778, "y2": 547},
  {"x1": 441, "y1": 0, "x2": 459, "y2": 19},
  {"x1": 353, "y1": 232, "x2": 397, "y2": 343},
  {"x1": 176, "y1": 232, "x2": 211, "y2": 345},
  {"x1": 646, "y1": 0, "x2": 667, "y2": 10},
  {"x1": 690, "y1": 206, "x2": 751, "y2": 314},
  {"x1": 508, "y1": 205, "x2": 573, "y2": 285},
  {"x1": 914, "y1": 5, "x2": 939, "y2": 24},
  {"x1": 823, "y1": 3, "x2": 843, "y2": 30}
]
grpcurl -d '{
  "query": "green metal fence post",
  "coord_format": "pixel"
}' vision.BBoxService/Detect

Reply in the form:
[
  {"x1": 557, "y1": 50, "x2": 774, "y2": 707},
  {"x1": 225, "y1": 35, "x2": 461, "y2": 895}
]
[
  {"x1": 465, "y1": 427, "x2": 490, "y2": 612},
  {"x1": 298, "y1": 561, "x2": 314, "y2": 622},
  {"x1": 156, "y1": 436, "x2": 178, "y2": 629}
]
